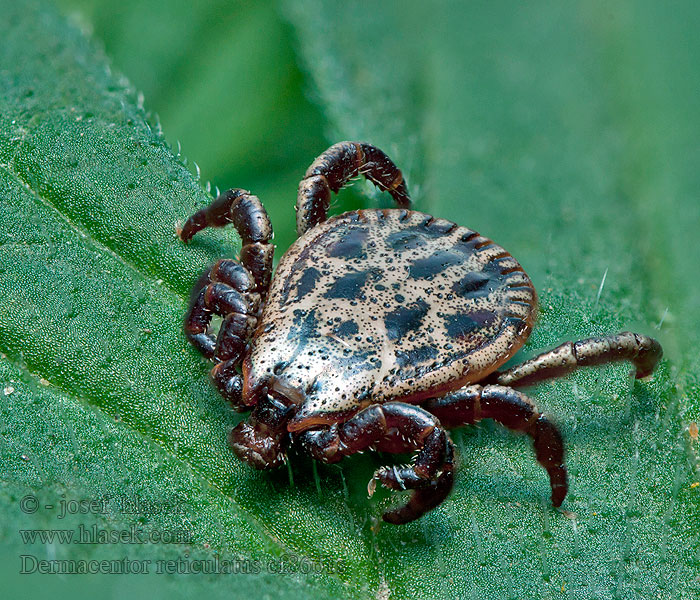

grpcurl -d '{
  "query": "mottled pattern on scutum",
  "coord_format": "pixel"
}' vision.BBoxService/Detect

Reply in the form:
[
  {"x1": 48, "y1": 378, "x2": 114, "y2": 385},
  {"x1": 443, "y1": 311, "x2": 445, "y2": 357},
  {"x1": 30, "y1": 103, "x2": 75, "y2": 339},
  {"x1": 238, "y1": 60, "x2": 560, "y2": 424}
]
[{"x1": 244, "y1": 209, "x2": 537, "y2": 430}]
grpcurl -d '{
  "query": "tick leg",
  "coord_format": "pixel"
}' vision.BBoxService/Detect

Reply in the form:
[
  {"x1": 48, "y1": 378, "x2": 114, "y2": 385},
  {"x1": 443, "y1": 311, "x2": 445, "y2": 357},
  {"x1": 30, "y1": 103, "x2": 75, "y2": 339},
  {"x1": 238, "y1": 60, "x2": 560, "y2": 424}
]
[
  {"x1": 489, "y1": 332, "x2": 663, "y2": 388},
  {"x1": 424, "y1": 385, "x2": 567, "y2": 507},
  {"x1": 296, "y1": 141, "x2": 411, "y2": 235},
  {"x1": 298, "y1": 402, "x2": 454, "y2": 524},
  {"x1": 183, "y1": 260, "x2": 259, "y2": 410},
  {"x1": 210, "y1": 358, "x2": 246, "y2": 410},
  {"x1": 180, "y1": 189, "x2": 274, "y2": 297},
  {"x1": 184, "y1": 269, "x2": 258, "y2": 361},
  {"x1": 180, "y1": 189, "x2": 272, "y2": 409}
]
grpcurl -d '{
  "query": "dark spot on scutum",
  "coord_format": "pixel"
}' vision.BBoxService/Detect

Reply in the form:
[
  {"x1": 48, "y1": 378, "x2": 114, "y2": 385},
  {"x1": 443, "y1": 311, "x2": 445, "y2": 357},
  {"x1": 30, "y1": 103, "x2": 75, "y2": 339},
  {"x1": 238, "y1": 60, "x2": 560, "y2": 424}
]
[
  {"x1": 323, "y1": 270, "x2": 369, "y2": 300},
  {"x1": 394, "y1": 294, "x2": 405, "y2": 303},
  {"x1": 409, "y1": 251, "x2": 464, "y2": 279},
  {"x1": 273, "y1": 362, "x2": 287, "y2": 375},
  {"x1": 386, "y1": 229, "x2": 427, "y2": 251},
  {"x1": 335, "y1": 320, "x2": 359, "y2": 338},
  {"x1": 453, "y1": 234, "x2": 481, "y2": 256},
  {"x1": 281, "y1": 309, "x2": 321, "y2": 372},
  {"x1": 395, "y1": 345, "x2": 439, "y2": 368},
  {"x1": 326, "y1": 226, "x2": 368, "y2": 259},
  {"x1": 340, "y1": 349, "x2": 379, "y2": 373},
  {"x1": 289, "y1": 308, "x2": 320, "y2": 342},
  {"x1": 304, "y1": 378, "x2": 323, "y2": 396},
  {"x1": 424, "y1": 219, "x2": 456, "y2": 234},
  {"x1": 324, "y1": 268, "x2": 381, "y2": 300},
  {"x1": 294, "y1": 267, "x2": 322, "y2": 300},
  {"x1": 482, "y1": 260, "x2": 508, "y2": 276},
  {"x1": 385, "y1": 298, "x2": 430, "y2": 341},
  {"x1": 280, "y1": 262, "x2": 305, "y2": 303},
  {"x1": 444, "y1": 311, "x2": 496, "y2": 339},
  {"x1": 452, "y1": 271, "x2": 495, "y2": 298},
  {"x1": 389, "y1": 223, "x2": 452, "y2": 250},
  {"x1": 356, "y1": 388, "x2": 372, "y2": 402}
]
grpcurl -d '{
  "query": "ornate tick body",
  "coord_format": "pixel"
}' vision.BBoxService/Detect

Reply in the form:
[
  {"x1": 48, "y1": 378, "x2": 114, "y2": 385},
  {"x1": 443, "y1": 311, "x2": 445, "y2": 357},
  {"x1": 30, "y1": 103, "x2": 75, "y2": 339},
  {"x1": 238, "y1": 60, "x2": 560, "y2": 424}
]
[
  {"x1": 180, "y1": 141, "x2": 663, "y2": 524},
  {"x1": 247, "y1": 209, "x2": 536, "y2": 429}
]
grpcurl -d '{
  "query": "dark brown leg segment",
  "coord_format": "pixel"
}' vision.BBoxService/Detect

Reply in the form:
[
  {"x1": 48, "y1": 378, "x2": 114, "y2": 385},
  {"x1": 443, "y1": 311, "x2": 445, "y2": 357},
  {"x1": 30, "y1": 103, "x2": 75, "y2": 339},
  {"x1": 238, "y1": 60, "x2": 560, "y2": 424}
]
[
  {"x1": 184, "y1": 271, "x2": 258, "y2": 410},
  {"x1": 180, "y1": 189, "x2": 274, "y2": 410},
  {"x1": 298, "y1": 402, "x2": 454, "y2": 524},
  {"x1": 210, "y1": 358, "x2": 246, "y2": 410},
  {"x1": 490, "y1": 332, "x2": 663, "y2": 388},
  {"x1": 180, "y1": 188, "x2": 274, "y2": 296},
  {"x1": 183, "y1": 259, "x2": 260, "y2": 410},
  {"x1": 424, "y1": 385, "x2": 567, "y2": 507},
  {"x1": 296, "y1": 141, "x2": 411, "y2": 235},
  {"x1": 184, "y1": 261, "x2": 258, "y2": 358}
]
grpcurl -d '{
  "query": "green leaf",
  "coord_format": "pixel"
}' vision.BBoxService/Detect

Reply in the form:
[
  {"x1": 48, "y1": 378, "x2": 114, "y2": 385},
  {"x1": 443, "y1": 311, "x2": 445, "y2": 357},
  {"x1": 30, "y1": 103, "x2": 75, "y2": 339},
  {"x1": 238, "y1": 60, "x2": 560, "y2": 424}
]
[{"x1": 1, "y1": 1, "x2": 698, "y2": 599}]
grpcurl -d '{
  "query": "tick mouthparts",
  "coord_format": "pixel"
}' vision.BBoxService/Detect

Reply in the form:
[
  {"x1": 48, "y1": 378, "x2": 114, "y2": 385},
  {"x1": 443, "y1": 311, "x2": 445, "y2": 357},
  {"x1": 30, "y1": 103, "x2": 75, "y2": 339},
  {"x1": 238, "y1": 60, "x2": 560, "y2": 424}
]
[{"x1": 228, "y1": 422, "x2": 286, "y2": 470}]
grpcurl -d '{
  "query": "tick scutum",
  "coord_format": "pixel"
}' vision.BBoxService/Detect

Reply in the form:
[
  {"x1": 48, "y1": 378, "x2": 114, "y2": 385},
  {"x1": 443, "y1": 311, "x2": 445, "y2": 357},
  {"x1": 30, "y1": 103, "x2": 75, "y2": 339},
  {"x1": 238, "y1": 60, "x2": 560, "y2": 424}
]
[{"x1": 245, "y1": 209, "x2": 537, "y2": 424}]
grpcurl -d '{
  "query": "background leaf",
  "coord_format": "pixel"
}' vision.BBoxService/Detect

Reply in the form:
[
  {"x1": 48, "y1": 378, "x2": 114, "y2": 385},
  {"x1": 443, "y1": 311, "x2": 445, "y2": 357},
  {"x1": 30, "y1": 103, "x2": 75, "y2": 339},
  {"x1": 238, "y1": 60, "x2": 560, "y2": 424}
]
[{"x1": 2, "y1": 0, "x2": 699, "y2": 599}]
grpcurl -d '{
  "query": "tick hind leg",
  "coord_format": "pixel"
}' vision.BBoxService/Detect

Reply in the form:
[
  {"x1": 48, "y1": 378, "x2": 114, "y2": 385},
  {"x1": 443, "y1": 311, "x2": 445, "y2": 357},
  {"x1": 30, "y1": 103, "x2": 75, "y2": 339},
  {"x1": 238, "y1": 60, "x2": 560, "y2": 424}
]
[
  {"x1": 180, "y1": 189, "x2": 274, "y2": 409},
  {"x1": 296, "y1": 141, "x2": 411, "y2": 236},
  {"x1": 298, "y1": 403, "x2": 454, "y2": 524},
  {"x1": 489, "y1": 332, "x2": 663, "y2": 388},
  {"x1": 424, "y1": 385, "x2": 568, "y2": 507}
]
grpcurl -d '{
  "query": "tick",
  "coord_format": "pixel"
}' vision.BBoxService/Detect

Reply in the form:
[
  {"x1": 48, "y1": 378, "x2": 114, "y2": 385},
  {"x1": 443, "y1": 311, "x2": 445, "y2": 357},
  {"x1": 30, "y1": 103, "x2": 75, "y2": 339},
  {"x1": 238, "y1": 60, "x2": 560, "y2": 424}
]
[{"x1": 179, "y1": 142, "x2": 662, "y2": 524}]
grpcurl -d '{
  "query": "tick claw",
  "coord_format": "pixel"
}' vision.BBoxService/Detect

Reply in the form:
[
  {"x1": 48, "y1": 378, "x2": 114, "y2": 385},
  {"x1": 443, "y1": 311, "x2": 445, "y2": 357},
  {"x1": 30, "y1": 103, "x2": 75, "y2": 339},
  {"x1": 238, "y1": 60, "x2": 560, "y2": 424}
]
[{"x1": 367, "y1": 476, "x2": 377, "y2": 497}]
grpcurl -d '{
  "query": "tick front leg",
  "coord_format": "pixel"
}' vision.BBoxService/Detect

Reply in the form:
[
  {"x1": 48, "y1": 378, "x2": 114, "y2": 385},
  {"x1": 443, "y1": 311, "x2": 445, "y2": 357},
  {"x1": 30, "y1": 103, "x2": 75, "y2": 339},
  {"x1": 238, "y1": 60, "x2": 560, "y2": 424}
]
[
  {"x1": 180, "y1": 189, "x2": 274, "y2": 410},
  {"x1": 424, "y1": 385, "x2": 567, "y2": 507},
  {"x1": 184, "y1": 259, "x2": 258, "y2": 410},
  {"x1": 179, "y1": 189, "x2": 274, "y2": 297},
  {"x1": 296, "y1": 141, "x2": 411, "y2": 235},
  {"x1": 490, "y1": 332, "x2": 663, "y2": 388},
  {"x1": 184, "y1": 259, "x2": 258, "y2": 359},
  {"x1": 298, "y1": 403, "x2": 454, "y2": 524}
]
